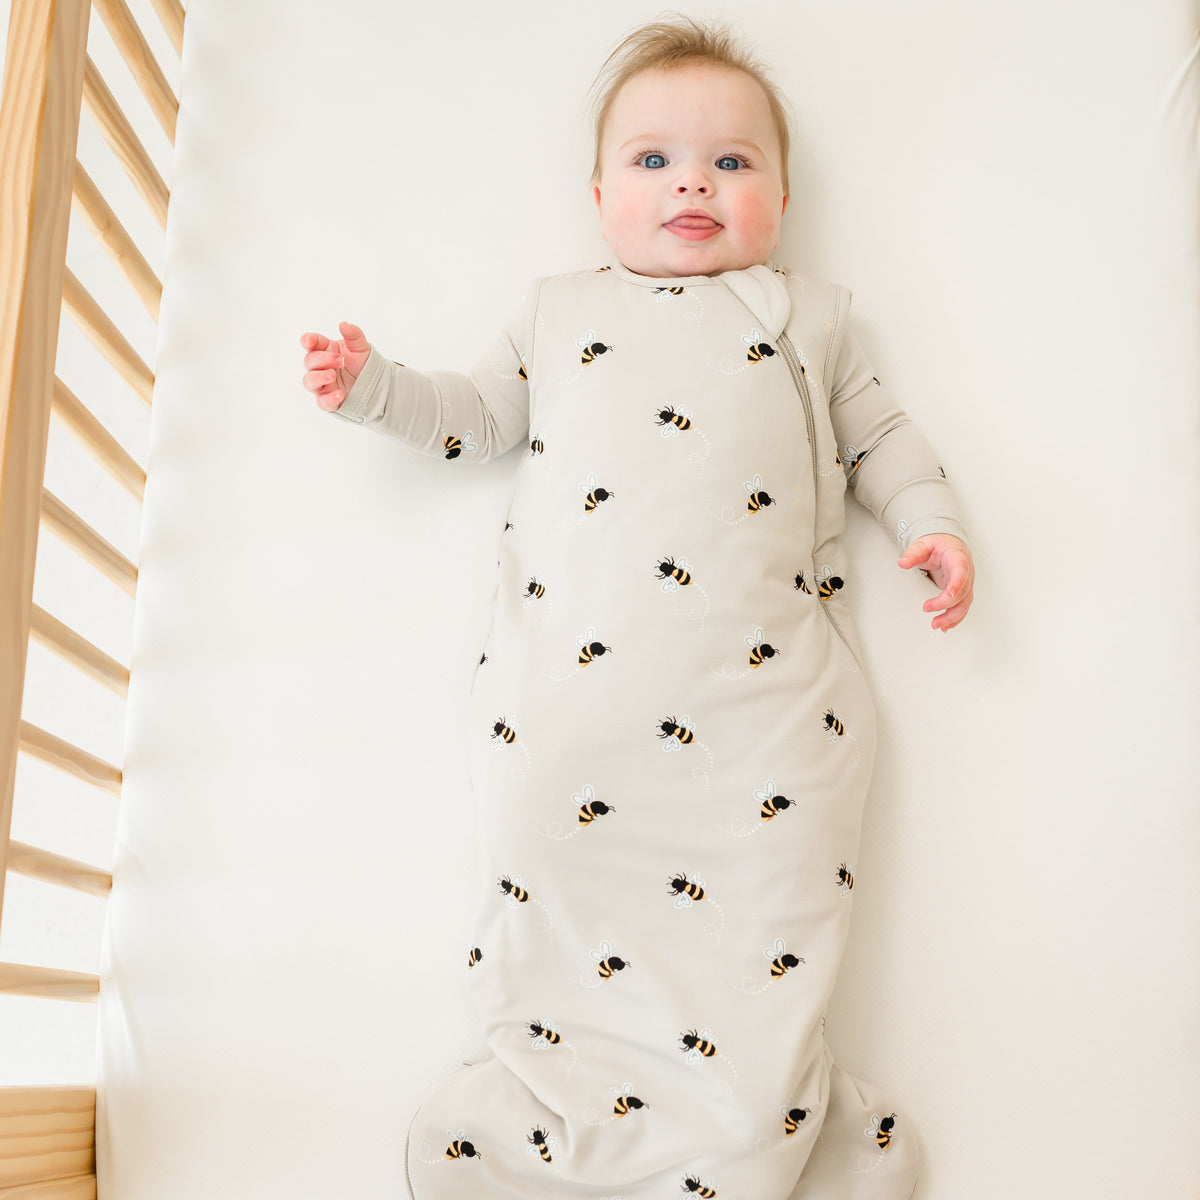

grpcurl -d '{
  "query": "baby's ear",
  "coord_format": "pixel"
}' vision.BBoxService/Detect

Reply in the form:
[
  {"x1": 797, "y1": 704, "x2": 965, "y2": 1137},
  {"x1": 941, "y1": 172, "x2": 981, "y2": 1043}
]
[{"x1": 591, "y1": 181, "x2": 603, "y2": 214}]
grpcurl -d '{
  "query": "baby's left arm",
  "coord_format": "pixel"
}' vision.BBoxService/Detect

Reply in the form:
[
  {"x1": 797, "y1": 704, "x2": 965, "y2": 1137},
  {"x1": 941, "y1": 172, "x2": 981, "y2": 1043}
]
[{"x1": 898, "y1": 534, "x2": 974, "y2": 631}]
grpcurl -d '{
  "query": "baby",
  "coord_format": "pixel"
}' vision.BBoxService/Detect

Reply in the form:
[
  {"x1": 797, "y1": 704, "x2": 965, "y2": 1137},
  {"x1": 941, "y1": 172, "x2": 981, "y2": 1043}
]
[{"x1": 301, "y1": 16, "x2": 973, "y2": 1200}]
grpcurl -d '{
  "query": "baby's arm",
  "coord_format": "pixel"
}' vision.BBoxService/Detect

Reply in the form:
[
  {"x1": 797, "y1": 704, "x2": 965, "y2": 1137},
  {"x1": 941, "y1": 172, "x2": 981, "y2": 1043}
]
[
  {"x1": 298, "y1": 291, "x2": 536, "y2": 463},
  {"x1": 826, "y1": 305, "x2": 974, "y2": 630}
]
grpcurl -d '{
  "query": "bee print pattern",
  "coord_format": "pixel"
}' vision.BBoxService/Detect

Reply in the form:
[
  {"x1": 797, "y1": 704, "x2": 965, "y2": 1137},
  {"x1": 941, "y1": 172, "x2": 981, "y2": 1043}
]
[
  {"x1": 489, "y1": 714, "x2": 531, "y2": 778},
  {"x1": 527, "y1": 1018, "x2": 579, "y2": 1076},
  {"x1": 794, "y1": 570, "x2": 812, "y2": 594},
  {"x1": 529, "y1": 435, "x2": 544, "y2": 454},
  {"x1": 837, "y1": 862, "x2": 855, "y2": 897},
  {"x1": 580, "y1": 940, "x2": 631, "y2": 988},
  {"x1": 577, "y1": 627, "x2": 612, "y2": 666},
  {"x1": 712, "y1": 626, "x2": 779, "y2": 680},
  {"x1": 719, "y1": 778, "x2": 793, "y2": 838},
  {"x1": 612, "y1": 1083, "x2": 647, "y2": 1117},
  {"x1": 466, "y1": 945, "x2": 482, "y2": 970},
  {"x1": 527, "y1": 1018, "x2": 561, "y2": 1047},
  {"x1": 845, "y1": 445, "x2": 865, "y2": 473},
  {"x1": 445, "y1": 1131, "x2": 481, "y2": 1161},
  {"x1": 527, "y1": 1126, "x2": 556, "y2": 1163},
  {"x1": 766, "y1": 938, "x2": 805, "y2": 979},
  {"x1": 524, "y1": 576, "x2": 546, "y2": 605},
  {"x1": 560, "y1": 472, "x2": 616, "y2": 530},
  {"x1": 442, "y1": 431, "x2": 477, "y2": 460},
  {"x1": 534, "y1": 783, "x2": 614, "y2": 841},
  {"x1": 743, "y1": 328, "x2": 775, "y2": 363},
  {"x1": 747, "y1": 627, "x2": 780, "y2": 668},
  {"x1": 576, "y1": 329, "x2": 612, "y2": 365},
  {"x1": 823, "y1": 708, "x2": 846, "y2": 740},
  {"x1": 679, "y1": 1028, "x2": 717, "y2": 1061},
  {"x1": 682, "y1": 1174, "x2": 717, "y2": 1197},
  {"x1": 668, "y1": 871, "x2": 727, "y2": 939},
  {"x1": 869, "y1": 1113, "x2": 896, "y2": 1151},
  {"x1": 782, "y1": 1106, "x2": 812, "y2": 1136},
  {"x1": 499, "y1": 875, "x2": 554, "y2": 940},
  {"x1": 815, "y1": 567, "x2": 845, "y2": 600},
  {"x1": 655, "y1": 404, "x2": 692, "y2": 433},
  {"x1": 655, "y1": 286, "x2": 686, "y2": 299},
  {"x1": 746, "y1": 475, "x2": 775, "y2": 512},
  {"x1": 655, "y1": 714, "x2": 713, "y2": 789},
  {"x1": 655, "y1": 556, "x2": 711, "y2": 627}
]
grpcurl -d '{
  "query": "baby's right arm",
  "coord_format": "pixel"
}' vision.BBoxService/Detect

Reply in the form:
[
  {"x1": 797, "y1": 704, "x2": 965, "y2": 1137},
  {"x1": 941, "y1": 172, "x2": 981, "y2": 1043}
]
[{"x1": 299, "y1": 321, "x2": 370, "y2": 411}]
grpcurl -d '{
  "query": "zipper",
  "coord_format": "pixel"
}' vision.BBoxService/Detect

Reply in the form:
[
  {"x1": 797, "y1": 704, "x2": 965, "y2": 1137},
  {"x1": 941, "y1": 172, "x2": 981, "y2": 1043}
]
[{"x1": 776, "y1": 332, "x2": 859, "y2": 666}]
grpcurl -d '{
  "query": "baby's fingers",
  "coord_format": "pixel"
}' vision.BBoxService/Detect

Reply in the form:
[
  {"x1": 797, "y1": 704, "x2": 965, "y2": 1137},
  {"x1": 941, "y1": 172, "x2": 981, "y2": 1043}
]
[
  {"x1": 303, "y1": 348, "x2": 345, "y2": 373},
  {"x1": 300, "y1": 331, "x2": 333, "y2": 353},
  {"x1": 930, "y1": 593, "x2": 972, "y2": 631}
]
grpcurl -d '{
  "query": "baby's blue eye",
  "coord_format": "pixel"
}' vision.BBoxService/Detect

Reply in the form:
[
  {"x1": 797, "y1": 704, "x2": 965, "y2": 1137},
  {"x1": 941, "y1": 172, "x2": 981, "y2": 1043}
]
[
  {"x1": 716, "y1": 156, "x2": 743, "y2": 170},
  {"x1": 640, "y1": 153, "x2": 667, "y2": 169}
]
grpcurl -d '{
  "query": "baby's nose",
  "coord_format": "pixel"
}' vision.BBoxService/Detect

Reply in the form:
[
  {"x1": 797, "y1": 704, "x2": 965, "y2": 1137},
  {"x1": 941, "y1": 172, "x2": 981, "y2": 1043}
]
[{"x1": 675, "y1": 179, "x2": 710, "y2": 195}]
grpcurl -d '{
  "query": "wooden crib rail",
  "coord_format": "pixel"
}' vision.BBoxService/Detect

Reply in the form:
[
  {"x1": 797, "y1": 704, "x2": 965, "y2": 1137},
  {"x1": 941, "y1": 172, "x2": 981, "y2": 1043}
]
[
  {"x1": 0, "y1": 1086, "x2": 97, "y2": 1198},
  {"x1": 0, "y1": 0, "x2": 185, "y2": 1138}
]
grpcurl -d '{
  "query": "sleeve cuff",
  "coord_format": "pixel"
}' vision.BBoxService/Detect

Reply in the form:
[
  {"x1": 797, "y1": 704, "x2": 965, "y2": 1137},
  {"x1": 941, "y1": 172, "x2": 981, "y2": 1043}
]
[{"x1": 329, "y1": 346, "x2": 391, "y2": 426}]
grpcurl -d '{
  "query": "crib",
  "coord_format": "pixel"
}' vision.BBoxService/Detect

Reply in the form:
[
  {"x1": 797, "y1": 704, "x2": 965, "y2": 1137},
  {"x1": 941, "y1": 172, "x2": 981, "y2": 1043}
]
[
  {"x1": 1, "y1": 0, "x2": 181, "y2": 1194},
  {"x1": 3, "y1": 3, "x2": 1199, "y2": 1198}
]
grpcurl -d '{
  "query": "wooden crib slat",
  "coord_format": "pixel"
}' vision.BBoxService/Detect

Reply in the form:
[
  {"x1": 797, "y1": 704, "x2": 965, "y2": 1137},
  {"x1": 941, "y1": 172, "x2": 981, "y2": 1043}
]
[
  {"x1": 28, "y1": 605, "x2": 130, "y2": 697},
  {"x1": 6, "y1": 843, "x2": 112, "y2": 899},
  {"x1": 50, "y1": 376, "x2": 146, "y2": 502},
  {"x1": 70, "y1": 161, "x2": 162, "y2": 322},
  {"x1": 0, "y1": 0, "x2": 94, "y2": 934},
  {"x1": 80, "y1": 55, "x2": 169, "y2": 231},
  {"x1": 40, "y1": 490, "x2": 138, "y2": 597},
  {"x1": 91, "y1": 0, "x2": 178, "y2": 143},
  {"x1": 0, "y1": 964, "x2": 99, "y2": 1002},
  {"x1": 148, "y1": 0, "x2": 185, "y2": 60},
  {"x1": 16, "y1": 723, "x2": 121, "y2": 797},
  {"x1": 0, "y1": 1086, "x2": 95, "y2": 1199},
  {"x1": 60, "y1": 270, "x2": 154, "y2": 407}
]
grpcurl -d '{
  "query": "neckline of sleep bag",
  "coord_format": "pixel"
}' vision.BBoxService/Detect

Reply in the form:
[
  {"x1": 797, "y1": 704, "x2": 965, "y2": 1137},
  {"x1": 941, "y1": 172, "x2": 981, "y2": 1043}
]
[{"x1": 607, "y1": 261, "x2": 791, "y2": 342}]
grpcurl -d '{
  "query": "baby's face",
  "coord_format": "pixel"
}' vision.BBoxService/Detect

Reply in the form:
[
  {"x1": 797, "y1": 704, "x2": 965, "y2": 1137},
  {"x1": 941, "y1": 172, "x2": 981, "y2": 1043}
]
[{"x1": 592, "y1": 63, "x2": 788, "y2": 279}]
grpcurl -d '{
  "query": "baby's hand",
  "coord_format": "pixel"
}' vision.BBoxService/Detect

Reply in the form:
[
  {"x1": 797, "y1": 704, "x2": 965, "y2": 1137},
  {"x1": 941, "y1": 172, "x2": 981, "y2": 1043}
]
[
  {"x1": 299, "y1": 322, "x2": 371, "y2": 411},
  {"x1": 898, "y1": 534, "x2": 975, "y2": 631}
]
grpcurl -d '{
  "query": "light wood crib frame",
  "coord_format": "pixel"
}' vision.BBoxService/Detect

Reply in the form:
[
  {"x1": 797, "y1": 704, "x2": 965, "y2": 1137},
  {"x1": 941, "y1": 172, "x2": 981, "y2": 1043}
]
[{"x1": 0, "y1": 0, "x2": 184, "y2": 1195}]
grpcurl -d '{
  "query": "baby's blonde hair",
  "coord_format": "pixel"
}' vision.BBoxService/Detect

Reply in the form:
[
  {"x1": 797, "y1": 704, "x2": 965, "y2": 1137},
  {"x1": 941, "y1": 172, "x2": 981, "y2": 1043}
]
[{"x1": 588, "y1": 14, "x2": 793, "y2": 194}]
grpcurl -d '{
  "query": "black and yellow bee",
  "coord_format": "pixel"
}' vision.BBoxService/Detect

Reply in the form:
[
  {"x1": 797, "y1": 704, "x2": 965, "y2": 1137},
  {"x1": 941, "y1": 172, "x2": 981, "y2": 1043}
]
[
  {"x1": 823, "y1": 708, "x2": 845, "y2": 739},
  {"x1": 518, "y1": 363, "x2": 528, "y2": 380},
  {"x1": 525, "y1": 578, "x2": 545, "y2": 601},
  {"x1": 442, "y1": 431, "x2": 475, "y2": 460},
  {"x1": 498, "y1": 876, "x2": 529, "y2": 902},
  {"x1": 656, "y1": 556, "x2": 692, "y2": 587},
  {"x1": 793, "y1": 570, "x2": 812, "y2": 594},
  {"x1": 595, "y1": 265, "x2": 612, "y2": 272},
  {"x1": 467, "y1": 946, "x2": 482, "y2": 970},
  {"x1": 756, "y1": 780, "x2": 792, "y2": 821},
  {"x1": 680, "y1": 1028, "x2": 716, "y2": 1058},
  {"x1": 445, "y1": 1137, "x2": 481, "y2": 1161},
  {"x1": 573, "y1": 796, "x2": 609, "y2": 825},
  {"x1": 612, "y1": 1084, "x2": 647, "y2": 1117},
  {"x1": 683, "y1": 1175, "x2": 716, "y2": 1197},
  {"x1": 577, "y1": 633, "x2": 612, "y2": 666},
  {"x1": 655, "y1": 405, "x2": 692, "y2": 431},
  {"x1": 529, "y1": 435, "x2": 543, "y2": 454},
  {"x1": 655, "y1": 286, "x2": 686, "y2": 298},
  {"x1": 845, "y1": 445, "x2": 864, "y2": 472},
  {"x1": 816, "y1": 568, "x2": 844, "y2": 600},
  {"x1": 746, "y1": 627, "x2": 780, "y2": 668},
  {"x1": 657, "y1": 716, "x2": 694, "y2": 744},
  {"x1": 766, "y1": 938, "x2": 804, "y2": 979},
  {"x1": 576, "y1": 330, "x2": 612, "y2": 365},
  {"x1": 837, "y1": 862, "x2": 855, "y2": 894},
  {"x1": 580, "y1": 473, "x2": 614, "y2": 513},
  {"x1": 783, "y1": 1106, "x2": 811, "y2": 1135},
  {"x1": 491, "y1": 717, "x2": 516, "y2": 743},
  {"x1": 668, "y1": 872, "x2": 705, "y2": 903},
  {"x1": 527, "y1": 1020, "x2": 561, "y2": 1046},
  {"x1": 745, "y1": 474, "x2": 774, "y2": 512},
  {"x1": 527, "y1": 1127, "x2": 554, "y2": 1163},
  {"x1": 592, "y1": 940, "x2": 630, "y2": 979},
  {"x1": 741, "y1": 328, "x2": 775, "y2": 363},
  {"x1": 870, "y1": 1113, "x2": 896, "y2": 1151}
]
